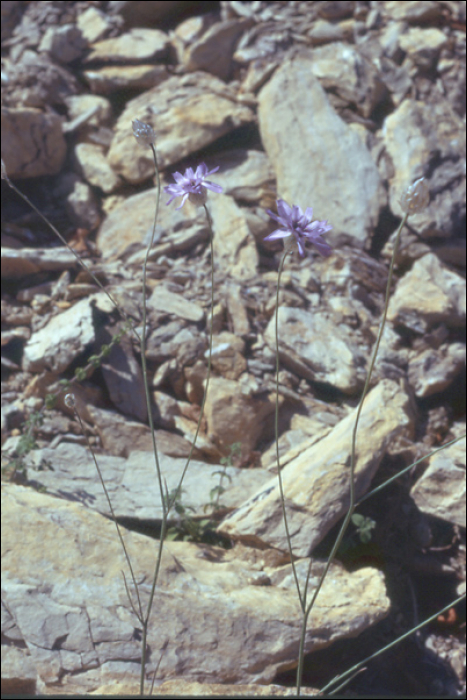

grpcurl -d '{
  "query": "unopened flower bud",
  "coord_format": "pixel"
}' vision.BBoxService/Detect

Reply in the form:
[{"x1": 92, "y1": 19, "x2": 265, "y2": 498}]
[
  {"x1": 399, "y1": 177, "x2": 429, "y2": 214},
  {"x1": 64, "y1": 393, "x2": 76, "y2": 409},
  {"x1": 188, "y1": 189, "x2": 208, "y2": 208},
  {"x1": 132, "y1": 119, "x2": 155, "y2": 147}
]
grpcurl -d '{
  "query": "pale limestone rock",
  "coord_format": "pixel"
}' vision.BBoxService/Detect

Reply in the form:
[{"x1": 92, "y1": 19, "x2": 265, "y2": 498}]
[
  {"x1": 74, "y1": 143, "x2": 121, "y2": 194},
  {"x1": 64, "y1": 94, "x2": 112, "y2": 128},
  {"x1": 399, "y1": 27, "x2": 448, "y2": 69},
  {"x1": 83, "y1": 64, "x2": 168, "y2": 94},
  {"x1": 22, "y1": 296, "x2": 98, "y2": 373},
  {"x1": 309, "y1": 42, "x2": 386, "y2": 118},
  {"x1": 211, "y1": 149, "x2": 276, "y2": 204},
  {"x1": 23, "y1": 441, "x2": 269, "y2": 520},
  {"x1": 148, "y1": 287, "x2": 204, "y2": 323},
  {"x1": 408, "y1": 342, "x2": 465, "y2": 398},
  {"x1": 411, "y1": 429, "x2": 466, "y2": 528},
  {"x1": 107, "y1": 73, "x2": 254, "y2": 181},
  {"x1": 383, "y1": 1, "x2": 444, "y2": 23},
  {"x1": 387, "y1": 253, "x2": 466, "y2": 333},
  {"x1": 2, "y1": 483, "x2": 390, "y2": 693},
  {"x1": 258, "y1": 51, "x2": 383, "y2": 249},
  {"x1": 84, "y1": 28, "x2": 170, "y2": 64},
  {"x1": 382, "y1": 100, "x2": 466, "y2": 238},
  {"x1": 86, "y1": 404, "x2": 204, "y2": 460},
  {"x1": 264, "y1": 307, "x2": 367, "y2": 394},
  {"x1": 183, "y1": 18, "x2": 252, "y2": 81},
  {"x1": 39, "y1": 24, "x2": 86, "y2": 63},
  {"x1": 218, "y1": 379, "x2": 415, "y2": 556},
  {"x1": 209, "y1": 195, "x2": 259, "y2": 281},
  {"x1": 261, "y1": 404, "x2": 347, "y2": 472},
  {"x1": 1, "y1": 107, "x2": 66, "y2": 179},
  {"x1": 77, "y1": 7, "x2": 115, "y2": 44},
  {"x1": 96, "y1": 187, "x2": 208, "y2": 260},
  {"x1": 146, "y1": 321, "x2": 207, "y2": 367},
  {"x1": 99, "y1": 331, "x2": 147, "y2": 423},
  {"x1": 204, "y1": 375, "x2": 275, "y2": 461},
  {"x1": 1, "y1": 248, "x2": 79, "y2": 280},
  {"x1": 65, "y1": 177, "x2": 101, "y2": 230},
  {"x1": 1, "y1": 642, "x2": 37, "y2": 696},
  {"x1": 151, "y1": 679, "x2": 319, "y2": 696},
  {"x1": 226, "y1": 283, "x2": 250, "y2": 337},
  {"x1": 208, "y1": 332, "x2": 247, "y2": 381}
]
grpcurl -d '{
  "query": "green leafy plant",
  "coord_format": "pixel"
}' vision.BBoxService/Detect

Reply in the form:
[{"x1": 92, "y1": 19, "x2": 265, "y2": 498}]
[
  {"x1": 351, "y1": 512, "x2": 376, "y2": 544},
  {"x1": 163, "y1": 445, "x2": 240, "y2": 546},
  {"x1": 2, "y1": 410, "x2": 44, "y2": 484}
]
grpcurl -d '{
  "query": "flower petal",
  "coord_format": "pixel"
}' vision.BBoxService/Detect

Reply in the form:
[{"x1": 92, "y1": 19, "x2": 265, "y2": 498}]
[
  {"x1": 276, "y1": 199, "x2": 293, "y2": 221},
  {"x1": 203, "y1": 180, "x2": 224, "y2": 193},
  {"x1": 311, "y1": 237, "x2": 333, "y2": 257},
  {"x1": 175, "y1": 193, "x2": 189, "y2": 210},
  {"x1": 264, "y1": 230, "x2": 292, "y2": 241}
]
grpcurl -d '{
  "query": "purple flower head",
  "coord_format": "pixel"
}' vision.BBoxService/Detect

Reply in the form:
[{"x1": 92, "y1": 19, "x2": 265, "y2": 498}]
[
  {"x1": 164, "y1": 163, "x2": 223, "y2": 209},
  {"x1": 264, "y1": 199, "x2": 333, "y2": 257}
]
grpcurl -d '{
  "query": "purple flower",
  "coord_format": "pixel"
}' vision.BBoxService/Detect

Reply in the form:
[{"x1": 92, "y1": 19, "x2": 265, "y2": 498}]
[
  {"x1": 264, "y1": 199, "x2": 333, "y2": 257},
  {"x1": 164, "y1": 163, "x2": 223, "y2": 209}
]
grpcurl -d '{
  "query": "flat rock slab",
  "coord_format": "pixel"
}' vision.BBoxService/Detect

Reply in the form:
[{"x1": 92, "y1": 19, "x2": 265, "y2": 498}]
[
  {"x1": 219, "y1": 379, "x2": 415, "y2": 556},
  {"x1": 2, "y1": 483, "x2": 390, "y2": 693},
  {"x1": 24, "y1": 443, "x2": 270, "y2": 521},
  {"x1": 411, "y1": 431, "x2": 466, "y2": 528}
]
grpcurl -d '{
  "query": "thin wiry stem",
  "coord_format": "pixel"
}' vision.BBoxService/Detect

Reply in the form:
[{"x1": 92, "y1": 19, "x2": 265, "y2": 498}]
[
  {"x1": 165, "y1": 203, "x2": 215, "y2": 512},
  {"x1": 138, "y1": 144, "x2": 166, "y2": 695},
  {"x1": 73, "y1": 407, "x2": 143, "y2": 622},
  {"x1": 296, "y1": 212, "x2": 409, "y2": 696},
  {"x1": 139, "y1": 202, "x2": 216, "y2": 693},
  {"x1": 275, "y1": 250, "x2": 305, "y2": 612}
]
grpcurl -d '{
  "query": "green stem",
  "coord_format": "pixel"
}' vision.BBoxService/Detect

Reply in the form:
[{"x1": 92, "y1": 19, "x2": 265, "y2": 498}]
[
  {"x1": 296, "y1": 212, "x2": 409, "y2": 696},
  {"x1": 275, "y1": 250, "x2": 305, "y2": 612},
  {"x1": 73, "y1": 407, "x2": 143, "y2": 622},
  {"x1": 139, "y1": 145, "x2": 165, "y2": 695},
  {"x1": 166, "y1": 203, "x2": 215, "y2": 511},
  {"x1": 139, "y1": 202, "x2": 215, "y2": 692}
]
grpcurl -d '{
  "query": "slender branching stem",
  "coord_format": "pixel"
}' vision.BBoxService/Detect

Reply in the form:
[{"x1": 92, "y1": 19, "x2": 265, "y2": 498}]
[
  {"x1": 275, "y1": 250, "x2": 305, "y2": 612},
  {"x1": 138, "y1": 145, "x2": 164, "y2": 694},
  {"x1": 296, "y1": 212, "x2": 409, "y2": 696},
  {"x1": 140, "y1": 144, "x2": 165, "y2": 518},
  {"x1": 139, "y1": 202, "x2": 216, "y2": 693},
  {"x1": 73, "y1": 406, "x2": 144, "y2": 622},
  {"x1": 165, "y1": 203, "x2": 215, "y2": 510}
]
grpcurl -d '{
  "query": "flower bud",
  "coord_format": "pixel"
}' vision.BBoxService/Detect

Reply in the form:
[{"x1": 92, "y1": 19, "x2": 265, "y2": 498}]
[
  {"x1": 132, "y1": 119, "x2": 155, "y2": 146},
  {"x1": 64, "y1": 393, "x2": 76, "y2": 409},
  {"x1": 399, "y1": 177, "x2": 429, "y2": 214}
]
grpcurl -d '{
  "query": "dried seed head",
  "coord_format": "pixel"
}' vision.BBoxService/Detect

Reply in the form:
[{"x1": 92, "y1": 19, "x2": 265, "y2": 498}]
[
  {"x1": 64, "y1": 393, "x2": 76, "y2": 409},
  {"x1": 132, "y1": 119, "x2": 155, "y2": 146},
  {"x1": 399, "y1": 177, "x2": 430, "y2": 214}
]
